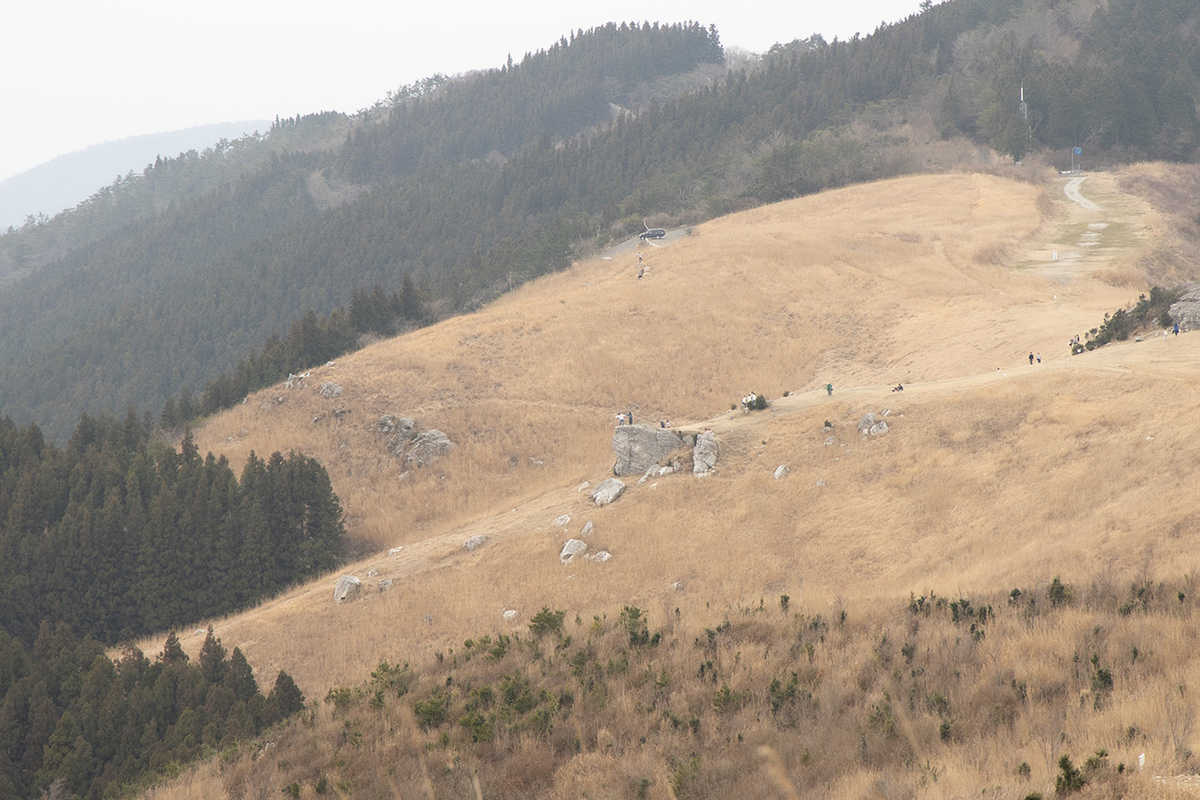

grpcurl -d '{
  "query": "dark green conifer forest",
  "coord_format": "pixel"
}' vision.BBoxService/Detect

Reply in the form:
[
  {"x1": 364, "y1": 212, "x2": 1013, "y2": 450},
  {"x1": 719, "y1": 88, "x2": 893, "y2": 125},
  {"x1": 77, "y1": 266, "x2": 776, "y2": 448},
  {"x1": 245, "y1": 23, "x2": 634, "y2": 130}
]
[
  {"x1": 0, "y1": 410, "x2": 341, "y2": 794},
  {"x1": 0, "y1": 623, "x2": 305, "y2": 799},
  {"x1": 0, "y1": 414, "x2": 345, "y2": 647},
  {"x1": 0, "y1": 5, "x2": 1196, "y2": 441}
]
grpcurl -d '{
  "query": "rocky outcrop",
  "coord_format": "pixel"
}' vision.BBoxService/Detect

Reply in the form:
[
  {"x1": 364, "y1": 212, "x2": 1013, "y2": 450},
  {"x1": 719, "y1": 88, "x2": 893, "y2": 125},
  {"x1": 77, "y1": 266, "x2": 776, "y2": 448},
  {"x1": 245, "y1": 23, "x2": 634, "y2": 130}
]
[
  {"x1": 693, "y1": 430, "x2": 720, "y2": 476},
  {"x1": 379, "y1": 417, "x2": 453, "y2": 468},
  {"x1": 857, "y1": 413, "x2": 889, "y2": 436},
  {"x1": 463, "y1": 535, "x2": 488, "y2": 551},
  {"x1": 334, "y1": 575, "x2": 361, "y2": 604},
  {"x1": 318, "y1": 382, "x2": 343, "y2": 399},
  {"x1": 591, "y1": 478, "x2": 626, "y2": 505},
  {"x1": 774, "y1": 465, "x2": 789, "y2": 480},
  {"x1": 406, "y1": 430, "x2": 454, "y2": 467},
  {"x1": 1169, "y1": 285, "x2": 1200, "y2": 330},
  {"x1": 612, "y1": 424, "x2": 696, "y2": 476}
]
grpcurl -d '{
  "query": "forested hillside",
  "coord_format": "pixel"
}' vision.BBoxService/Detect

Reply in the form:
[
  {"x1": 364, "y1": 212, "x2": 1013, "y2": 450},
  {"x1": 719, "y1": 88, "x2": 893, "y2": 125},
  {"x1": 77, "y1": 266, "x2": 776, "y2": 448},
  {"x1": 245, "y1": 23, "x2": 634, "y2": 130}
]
[
  {"x1": 0, "y1": 624, "x2": 305, "y2": 799},
  {"x1": 0, "y1": 414, "x2": 345, "y2": 647},
  {"x1": 0, "y1": 1, "x2": 1197, "y2": 441}
]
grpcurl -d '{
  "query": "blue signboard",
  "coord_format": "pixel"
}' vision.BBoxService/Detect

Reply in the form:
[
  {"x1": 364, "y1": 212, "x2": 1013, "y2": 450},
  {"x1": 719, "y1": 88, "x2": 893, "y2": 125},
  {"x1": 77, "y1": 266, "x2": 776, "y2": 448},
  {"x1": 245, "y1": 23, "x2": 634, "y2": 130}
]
[{"x1": 1073, "y1": 147, "x2": 1083, "y2": 156}]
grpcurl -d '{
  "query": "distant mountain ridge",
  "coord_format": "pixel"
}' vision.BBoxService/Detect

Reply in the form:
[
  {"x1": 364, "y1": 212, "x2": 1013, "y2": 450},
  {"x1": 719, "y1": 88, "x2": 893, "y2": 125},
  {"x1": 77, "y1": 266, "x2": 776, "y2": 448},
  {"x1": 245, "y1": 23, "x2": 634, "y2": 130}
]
[{"x1": 0, "y1": 121, "x2": 271, "y2": 230}]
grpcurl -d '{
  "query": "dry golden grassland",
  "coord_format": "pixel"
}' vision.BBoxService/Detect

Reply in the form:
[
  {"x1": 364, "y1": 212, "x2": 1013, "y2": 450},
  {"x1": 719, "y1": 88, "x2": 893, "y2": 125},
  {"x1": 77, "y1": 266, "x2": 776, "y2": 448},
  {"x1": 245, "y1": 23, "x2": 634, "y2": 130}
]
[
  {"x1": 193, "y1": 173, "x2": 1060, "y2": 552},
  {"x1": 141, "y1": 167, "x2": 1200, "y2": 798}
]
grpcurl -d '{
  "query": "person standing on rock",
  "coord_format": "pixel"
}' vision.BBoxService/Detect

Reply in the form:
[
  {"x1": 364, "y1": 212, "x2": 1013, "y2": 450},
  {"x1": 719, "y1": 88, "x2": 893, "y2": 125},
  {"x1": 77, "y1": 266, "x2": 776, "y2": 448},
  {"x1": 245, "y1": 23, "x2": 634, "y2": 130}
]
[{"x1": 627, "y1": 410, "x2": 634, "y2": 425}]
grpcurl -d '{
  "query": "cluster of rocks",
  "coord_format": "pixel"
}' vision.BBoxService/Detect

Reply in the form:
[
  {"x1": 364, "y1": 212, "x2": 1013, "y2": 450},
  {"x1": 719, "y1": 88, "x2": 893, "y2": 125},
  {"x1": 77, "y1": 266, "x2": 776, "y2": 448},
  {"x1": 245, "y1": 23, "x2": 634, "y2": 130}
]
[
  {"x1": 377, "y1": 415, "x2": 454, "y2": 468},
  {"x1": 611, "y1": 424, "x2": 720, "y2": 477},
  {"x1": 857, "y1": 411, "x2": 891, "y2": 437},
  {"x1": 559, "y1": 538, "x2": 612, "y2": 564}
]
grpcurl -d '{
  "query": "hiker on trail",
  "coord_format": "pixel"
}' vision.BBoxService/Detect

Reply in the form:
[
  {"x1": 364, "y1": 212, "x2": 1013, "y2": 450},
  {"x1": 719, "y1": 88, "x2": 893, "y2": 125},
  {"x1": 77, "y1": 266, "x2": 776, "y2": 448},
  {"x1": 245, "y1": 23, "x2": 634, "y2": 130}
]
[
  {"x1": 638, "y1": 252, "x2": 643, "y2": 266},
  {"x1": 1036, "y1": 353, "x2": 1041, "y2": 363},
  {"x1": 1029, "y1": 352, "x2": 1034, "y2": 365},
  {"x1": 637, "y1": 267, "x2": 644, "y2": 280},
  {"x1": 826, "y1": 383, "x2": 833, "y2": 397},
  {"x1": 892, "y1": 384, "x2": 904, "y2": 392},
  {"x1": 1174, "y1": 322, "x2": 1180, "y2": 336}
]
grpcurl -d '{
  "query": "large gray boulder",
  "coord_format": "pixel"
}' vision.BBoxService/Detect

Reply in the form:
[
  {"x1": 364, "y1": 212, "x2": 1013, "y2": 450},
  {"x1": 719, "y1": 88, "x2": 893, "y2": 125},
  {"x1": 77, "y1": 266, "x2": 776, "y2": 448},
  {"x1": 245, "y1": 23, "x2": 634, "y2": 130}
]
[
  {"x1": 318, "y1": 382, "x2": 343, "y2": 399},
  {"x1": 406, "y1": 429, "x2": 454, "y2": 467},
  {"x1": 591, "y1": 478, "x2": 626, "y2": 505},
  {"x1": 334, "y1": 575, "x2": 361, "y2": 604},
  {"x1": 560, "y1": 539, "x2": 588, "y2": 563},
  {"x1": 693, "y1": 430, "x2": 720, "y2": 475},
  {"x1": 1169, "y1": 285, "x2": 1200, "y2": 330},
  {"x1": 463, "y1": 535, "x2": 488, "y2": 551},
  {"x1": 612, "y1": 424, "x2": 696, "y2": 476}
]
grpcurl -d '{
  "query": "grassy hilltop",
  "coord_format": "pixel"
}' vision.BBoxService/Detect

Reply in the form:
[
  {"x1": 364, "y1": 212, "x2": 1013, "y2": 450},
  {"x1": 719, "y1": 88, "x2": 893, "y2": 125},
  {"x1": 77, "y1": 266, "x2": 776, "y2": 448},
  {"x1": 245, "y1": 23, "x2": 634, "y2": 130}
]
[{"x1": 146, "y1": 165, "x2": 1200, "y2": 798}]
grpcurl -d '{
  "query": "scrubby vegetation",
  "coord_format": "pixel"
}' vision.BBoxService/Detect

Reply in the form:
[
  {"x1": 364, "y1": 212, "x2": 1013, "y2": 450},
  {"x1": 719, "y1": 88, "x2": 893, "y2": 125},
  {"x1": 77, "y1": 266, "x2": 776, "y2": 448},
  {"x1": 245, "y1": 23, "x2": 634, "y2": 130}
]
[
  {"x1": 174, "y1": 574, "x2": 1200, "y2": 797},
  {"x1": 1074, "y1": 286, "x2": 1183, "y2": 352}
]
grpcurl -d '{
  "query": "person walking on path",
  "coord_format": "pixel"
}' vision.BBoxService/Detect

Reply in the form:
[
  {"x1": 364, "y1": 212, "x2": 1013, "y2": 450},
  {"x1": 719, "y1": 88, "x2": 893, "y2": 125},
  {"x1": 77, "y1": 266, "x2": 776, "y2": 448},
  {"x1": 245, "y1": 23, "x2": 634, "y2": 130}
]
[
  {"x1": 1036, "y1": 353, "x2": 1041, "y2": 363},
  {"x1": 1029, "y1": 352, "x2": 1035, "y2": 365},
  {"x1": 1174, "y1": 322, "x2": 1180, "y2": 336},
  {"x1": 826, "y1": 383, "x2": 833, "y2": 397}
]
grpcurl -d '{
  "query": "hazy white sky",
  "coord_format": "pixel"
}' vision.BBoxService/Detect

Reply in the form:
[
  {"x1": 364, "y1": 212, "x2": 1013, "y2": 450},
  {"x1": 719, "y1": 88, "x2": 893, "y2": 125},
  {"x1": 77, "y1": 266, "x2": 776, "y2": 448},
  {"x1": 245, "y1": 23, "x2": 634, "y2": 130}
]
[{"x1": 1, "y1": 0, "x2": 926, "y2": 182}]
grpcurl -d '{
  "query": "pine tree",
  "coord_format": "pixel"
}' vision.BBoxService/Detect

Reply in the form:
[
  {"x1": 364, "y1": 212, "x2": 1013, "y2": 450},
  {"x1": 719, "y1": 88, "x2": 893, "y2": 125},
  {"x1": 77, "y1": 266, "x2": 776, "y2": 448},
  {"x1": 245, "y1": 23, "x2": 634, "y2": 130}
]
[
  {"x1": 197, "y1": 628, "x2": 227, "y2": 685},
  {"x1": 269, "y1": 670, "x2": 305, "y2": 717},
  {"x1": 224, "y1": 648, "x2": 258, "y2": 703}
]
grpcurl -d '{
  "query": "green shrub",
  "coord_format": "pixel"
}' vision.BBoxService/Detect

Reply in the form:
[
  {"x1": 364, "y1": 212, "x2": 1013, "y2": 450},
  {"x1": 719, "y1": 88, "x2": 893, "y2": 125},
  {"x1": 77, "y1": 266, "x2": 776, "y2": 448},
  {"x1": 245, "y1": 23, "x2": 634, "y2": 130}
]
[
  {"x1": 1048, "y1": 576, "x2": 1072, "y2": 607},
  {"x1": 413, "y1": 691, "x2": 452, "y2": 729},
  {"x1": 370, "y1": 661, "x2": 412, "y2": 697},
  {"x1": 620, "y1": 606, "x2": 654, "y2": 647},
  {"x1": 324, "y1": 687, "x2": 355, "y2": 711},
  {"x1": 1055, "y1": 754, "x2": 1086, "y2": 795},
  {"x1": 529, "y1": 607, "x2": 566, "y2": 638}
]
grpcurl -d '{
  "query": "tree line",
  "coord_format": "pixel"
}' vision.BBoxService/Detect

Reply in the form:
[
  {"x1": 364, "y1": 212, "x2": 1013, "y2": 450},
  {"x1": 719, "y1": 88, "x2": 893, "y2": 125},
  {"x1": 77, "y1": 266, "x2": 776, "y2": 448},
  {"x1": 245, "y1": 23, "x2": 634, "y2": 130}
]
[
  {"x1": 0, "y1": 413, "x2": 345, "y2": 647},
  {"x1": 161, "y1": 276, "x2": 428, "y2": 426},
  {"x1": 0, "y1": 621, "x2": 305, "y2": 799}
]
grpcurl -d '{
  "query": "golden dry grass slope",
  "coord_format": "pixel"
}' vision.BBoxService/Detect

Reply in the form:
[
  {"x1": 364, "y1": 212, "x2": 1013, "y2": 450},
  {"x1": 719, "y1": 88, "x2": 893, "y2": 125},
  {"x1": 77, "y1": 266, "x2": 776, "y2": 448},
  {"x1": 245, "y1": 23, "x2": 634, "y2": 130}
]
[{"x1": 147, "y1": 165, "x2": 1200, "y2": 798}]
